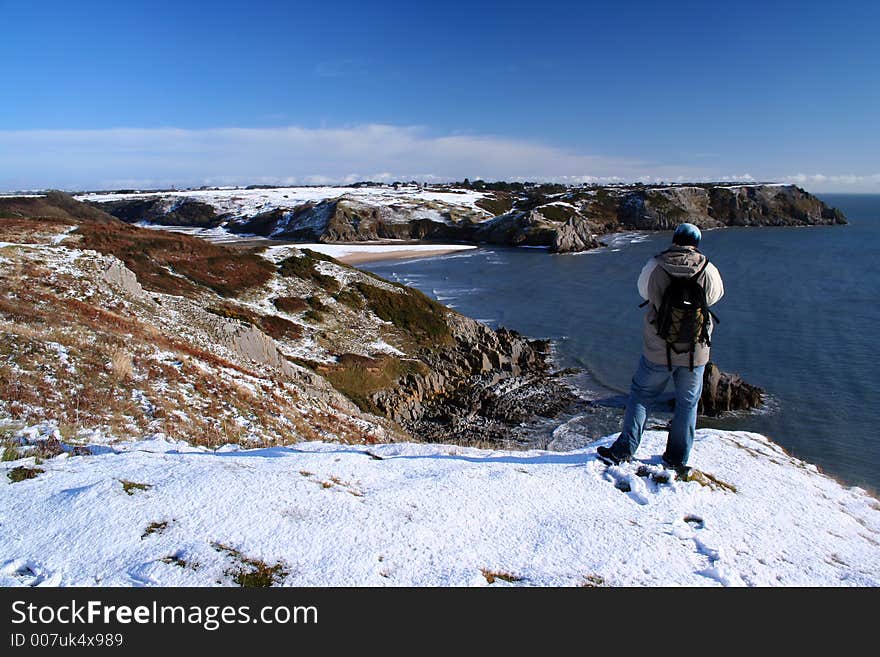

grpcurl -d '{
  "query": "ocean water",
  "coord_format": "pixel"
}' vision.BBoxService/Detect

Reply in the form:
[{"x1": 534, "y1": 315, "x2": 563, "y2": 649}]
[{"x1": 364, "y1": 194, "x2": 880, "y2": 491}]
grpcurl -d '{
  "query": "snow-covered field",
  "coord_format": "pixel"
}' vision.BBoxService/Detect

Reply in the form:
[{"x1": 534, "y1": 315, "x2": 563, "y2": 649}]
[
  {"x1": 75, "y1": 185, "x2": 491, "y2": 218},
  {"x1": 2, "y1": 427, "x2": 877, "y2": 587}
]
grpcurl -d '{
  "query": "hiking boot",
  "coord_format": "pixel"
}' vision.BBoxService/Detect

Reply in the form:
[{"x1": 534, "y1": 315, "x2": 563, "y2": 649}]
[
  {"x1": 661, "y1": 456, "x2": 694, "y2": 481},
  {"x1": 597, "y1": 445, "x2": 631, "y2": 466}
]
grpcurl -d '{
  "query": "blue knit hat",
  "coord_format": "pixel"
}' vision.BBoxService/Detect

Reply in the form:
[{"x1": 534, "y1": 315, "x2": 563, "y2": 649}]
[{"x1": 672, "y1": 223, "x2": 701, "y2": 247}]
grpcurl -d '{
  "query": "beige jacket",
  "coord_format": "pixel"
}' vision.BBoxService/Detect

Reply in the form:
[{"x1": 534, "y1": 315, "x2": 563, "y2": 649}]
[{"x1": 638, "y1": 245, "x2": 724, "y2": 368}]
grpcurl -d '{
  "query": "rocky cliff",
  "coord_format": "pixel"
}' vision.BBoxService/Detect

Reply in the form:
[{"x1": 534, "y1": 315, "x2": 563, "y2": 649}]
[
  {"x1": 0, "y1": 193, "x2": 574, "y2": 448},
  {"x1": 81, "y1": 182, "x2": 847, "y2": 254}
]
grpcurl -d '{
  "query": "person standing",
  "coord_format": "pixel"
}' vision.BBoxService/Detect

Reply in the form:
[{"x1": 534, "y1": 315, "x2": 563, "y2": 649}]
[{"x1": 598, "y1": 223, "x2": 724, "y2": 477}]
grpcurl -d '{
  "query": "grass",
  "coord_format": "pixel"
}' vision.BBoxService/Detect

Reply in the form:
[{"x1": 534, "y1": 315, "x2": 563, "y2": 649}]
[
  {"x1": 480, "y1": 568, "x2": 523, "y2": 584},
  {"x1": 278, "y1": 253, "x2": 340, "y2": 293},
  {"x1": 142, "y1": 521, "x2": 169, "y2": 538},
  {"x1": 162, "y1": 553, "x2": 199, "y2": 570},
  {"x1": 475, "y1": 193, "x2": 514, "y2": 216},
  {"x1": 355, "y1": 282, "x2": 451, "y2": 346},
  {"x1": 206, "y1": 305, "x2": 256, "y2": 325},
  {"x1": 333, "y1": 288, "x2": 364, "y2": 310},
  {"x1": 121, "y1": 479, "x2": 152, "y2": 495},
  {"x1": 258, "y1": 314, "x2": 302, "y2": 340},
  {"x1": 76, "y1": 217, "x2": 275, "y2": 298},
  {"x1": 208, "y1": 303, "x2": 302, "y2": 340},
  {"x1": 212, "y1": 542, "x2": 289, "y2": 587},
  {"x1": 2, "y1": 444, "x2": 20, "y2": 461},
  {"x1": 273, "y1": 296, "x2": 309, "y2": 313},
  {"x1": 306, "y1": 295, "x2": 328, "y2": 311},
  {"x1": 7, "y1": 466, "x2": 44, "y2": 483},
  {"x1": 690, "y1": 470, "x2": 738, "y2": 493},
  {"x1": 535, "y1": 203, "x2": 577, "y2": 223},
  {"x1": 322, "y1": 354, "x2": 427, "y2": 413},
  {"x1": 580, "y1": 574, "x2": 607, "y2": 587},
  {"x1": 0, "y1": 194, "x2": 389, "y2": 449},
  {"x1": 109, "y1": 348, "x2": 133, "y2": 383}
]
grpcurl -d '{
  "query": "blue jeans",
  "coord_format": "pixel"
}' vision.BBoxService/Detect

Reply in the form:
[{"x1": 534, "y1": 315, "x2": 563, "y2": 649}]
[{"x1": 610, "y1": 355, "x2": 705, "y2": 465}]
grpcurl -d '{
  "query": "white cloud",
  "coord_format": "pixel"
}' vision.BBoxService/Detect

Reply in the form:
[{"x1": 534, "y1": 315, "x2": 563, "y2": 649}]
[
  {"x1": 0, "y1": 124, "x2": 701, "y2": 191},
  {"x1": 0, "y1": 124, "x2": 876, "y2": 193},
  {"x1": 782, "y1": 173, "x2": 880, "y2": 191}
]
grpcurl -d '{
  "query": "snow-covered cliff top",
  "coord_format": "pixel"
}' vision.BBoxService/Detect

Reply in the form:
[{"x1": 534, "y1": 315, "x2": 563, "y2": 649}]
[
  {"x1": 2, "y1": 426, "x2": 877, "y2": 586},
  {"x1": 75, "y1": 185, "x2": 491, "y2": 218}
]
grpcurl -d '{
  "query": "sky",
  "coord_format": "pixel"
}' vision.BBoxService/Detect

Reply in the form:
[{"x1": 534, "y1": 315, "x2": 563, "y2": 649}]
[{"x1": 0, "y1": 0, "x2": 877, "y2": 192}]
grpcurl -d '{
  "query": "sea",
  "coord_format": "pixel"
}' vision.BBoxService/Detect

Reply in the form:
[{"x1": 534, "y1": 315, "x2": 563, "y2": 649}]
[{"x1": 363, "y1": 194, "x2": 880, "y2": 492}]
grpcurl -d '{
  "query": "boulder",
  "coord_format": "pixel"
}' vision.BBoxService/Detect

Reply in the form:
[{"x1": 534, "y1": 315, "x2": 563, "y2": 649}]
[
  {"x1": 551, "y1": 218, "x2": 599, "y2": 253},
  {"x1": 699, "y1": 362, "x2": 764, "y2": 416}
]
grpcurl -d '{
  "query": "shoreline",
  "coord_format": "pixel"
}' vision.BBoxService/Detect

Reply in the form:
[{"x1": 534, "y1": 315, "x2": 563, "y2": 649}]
[
  {"x1": 140, "y1": 224, "x2": 480, "y2": 265},
  {"x1": 297, "y1": 243, "x2": 478, "y2": 265}
]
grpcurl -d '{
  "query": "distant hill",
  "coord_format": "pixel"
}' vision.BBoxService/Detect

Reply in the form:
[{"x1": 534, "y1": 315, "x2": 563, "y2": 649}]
[{"x1": 75, "y1": 182, "x2": 847, "y2": 253}]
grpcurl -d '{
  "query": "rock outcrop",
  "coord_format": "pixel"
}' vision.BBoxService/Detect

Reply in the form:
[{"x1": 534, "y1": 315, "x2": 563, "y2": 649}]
[
  {"x1": 699, "y1": 362, "x2": 765, "y2": 416},
  {"x1": 551, "y1": 217, "x2": 601, "y2": 253},
  {"x1": 95, "y1": 198, "x2": 223, "y2": 227},
  {"x1": 370, "y1": 313, "x2": 574, "y2": 443},
  {"x1": 3, "y1": 192, "x2": 770, "y2": 452},
  {"x1": 87, "y1": 183, "x2": 847, "y2": 255}
]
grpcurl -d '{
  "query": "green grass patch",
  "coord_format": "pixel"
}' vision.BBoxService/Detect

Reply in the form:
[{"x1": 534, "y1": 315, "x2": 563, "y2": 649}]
[
  {"x1": 323, "y1": 354, "x2": 428, "y2": 413},
  {"x1": 7, "y1": 465, "x2": 43, "y2": 483},
  {"x1": 355, "y1": 282, "x2": 451, "y2": 345},
  {"x1": 333, "y1": 288, "x2": 364, "y2": 310},
  {"x1": 306, "y1": 296, "x2": 328, "y2": 311},
  {"x1": 212, "y1": 542, "x2": 288, "y2": 587},
  {"x1": 121, "y1": 479, "x2": 152, "y2": 495},
  {"x1": 301, "y1": 248, "x2": 340, "y2": 264},
  {"x1": 475, "y1": 193, "x2": 514, "y2": 216},
  {"x1": 278, "y1": 253, "x2": 340, "y2": 293},
  {"x1": 535, "y1": 203, "x2": 576, "y2": 222},
  {"x1": 2, "y1": 444, "x2": 20, "y2": 462}
]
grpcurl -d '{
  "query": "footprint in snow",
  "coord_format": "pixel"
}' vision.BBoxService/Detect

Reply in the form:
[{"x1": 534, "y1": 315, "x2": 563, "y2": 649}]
[{"x1": 602, "y1": 466, "x2": 650, "y2": 506}]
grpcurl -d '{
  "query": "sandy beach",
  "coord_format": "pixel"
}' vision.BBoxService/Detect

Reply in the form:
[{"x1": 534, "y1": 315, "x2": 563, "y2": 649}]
[{"x1": 293, "y1": 243, "x2": 478, "y2": 264}]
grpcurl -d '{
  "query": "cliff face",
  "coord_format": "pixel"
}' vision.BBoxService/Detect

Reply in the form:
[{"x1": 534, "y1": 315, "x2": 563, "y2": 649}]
[
  {"x1": 83, "y1": 183, "x2": 847, "y2": 254},
  {"x1": 0, "y1": 194, "x2": 572, "y2": 448}
]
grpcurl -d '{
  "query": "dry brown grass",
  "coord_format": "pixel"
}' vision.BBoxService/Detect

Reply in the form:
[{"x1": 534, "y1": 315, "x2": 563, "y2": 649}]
[
  {"x1": 480, "y1": 568, "x2": 523, "y2": 584},
  {"x1": 0, "y1": 195, "x2": 391, "y2": 450},
  {"x1": 75, "y1": 219, "x2": 275, "y2": 298},
  {"x1": 109, "y1": 348, "x2": 134, "y2": 383}
]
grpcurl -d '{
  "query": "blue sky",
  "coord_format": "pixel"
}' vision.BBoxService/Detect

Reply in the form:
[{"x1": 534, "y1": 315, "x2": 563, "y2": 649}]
[{"x1": 1, "y1": 0, "x2": 877, "y2": 191}]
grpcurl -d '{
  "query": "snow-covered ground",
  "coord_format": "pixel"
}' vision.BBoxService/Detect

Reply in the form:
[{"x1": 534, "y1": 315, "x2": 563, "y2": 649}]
[
  {"x1": 75, "y1": 185, "x2": 491, "y2": 218},
  {"x1": 2, "y1": 427, "x2": 877, "y2": 586}
]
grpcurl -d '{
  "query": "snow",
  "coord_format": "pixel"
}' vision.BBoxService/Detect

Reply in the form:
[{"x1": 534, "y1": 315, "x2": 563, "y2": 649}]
[
  {"x1": 135, "y1": 224, "x2": 260, "y2": 244},
  {"x1": 366, "y1": 340, "x2": 406, "y2": 356},
  {"x1": 74, "y1": 186, "x2": 491, "y2": 219},
  {"x1": 50, "y1": 225, "x2": 78, "y2": 245},
  {"x1": 1, "y1": 428, "x2": 877, "y2": 587}
]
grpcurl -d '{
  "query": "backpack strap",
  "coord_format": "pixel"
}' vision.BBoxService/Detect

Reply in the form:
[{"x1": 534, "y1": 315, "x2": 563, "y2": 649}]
[{"x1": 689, "y1": 256, "x2": 710, "y2": 281}]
